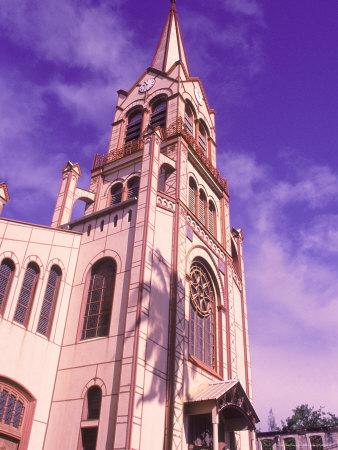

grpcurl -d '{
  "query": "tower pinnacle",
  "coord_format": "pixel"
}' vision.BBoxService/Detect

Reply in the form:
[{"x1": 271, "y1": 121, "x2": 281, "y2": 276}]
[{"x1": 151, "y1": 0, "x2": 190, "y2": 75}]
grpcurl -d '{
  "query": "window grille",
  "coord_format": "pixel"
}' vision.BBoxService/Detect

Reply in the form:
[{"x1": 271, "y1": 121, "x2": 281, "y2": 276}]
[
  {"x1": 184, "y1": 112, "x2": 193, "y2": 135},
  {"x1": 150, "y1": 100, "x2": 167, "y2": 129},
  {"x1": 0, "y1": 259, "x2": 15, "y2": 313},
  {"x1": 14, "y1": 263, "x2": 39, "y2": 326},
  {"x1": 208, "y1": 202, "x2": 215, "y2": 236},
  {"x1": 37, "y1": 265, "x2": 61, "y2": 336},
  {"x1": 127, "y1": 177, "x2": 139, "y2": 199},
  {"x1": 0, "y1": 385, "x2": 24, "y2": 431},
  {"x1": 110, "y1": 183, "x2": 123, "y2": 205},
  {"x1": 199, "y1": 192, "x2": 206, "y2": 226},
  {"x1": 81, "y1": 259, "x2": 116, "y2": 340},
  {"x1": 198, "y1": 132, "x2": 207, "y2": 153},
  {"x1": 189, "y1": 179, "x2": 197, "y2": 214},
  {"x1": 125, "y1": 111, "x2": 143, "y2": 143},
  {"x1": 189, "y1": 262, "x2": 215, "y2": 369}
]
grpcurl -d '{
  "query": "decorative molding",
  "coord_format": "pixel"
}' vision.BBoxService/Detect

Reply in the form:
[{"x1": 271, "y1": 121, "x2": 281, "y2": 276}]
[
  {"x1": 187, "y1": 215, "x2": 226, "y2": 261},
  {"x1": 157, "y1": 195, "x2": 175, "y2": 212}
]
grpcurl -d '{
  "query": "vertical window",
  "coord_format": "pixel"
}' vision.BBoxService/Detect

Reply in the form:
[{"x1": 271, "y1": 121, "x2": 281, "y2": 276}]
[
  {"x1": 127, "y1": 177, "x2": 139, "y2": 199},
  {"x1": 37, "y1": 265, "x2": 62, "y2": 337},
  {"x1": 14, "y1": 262, "x2": 40, "y2": 326},
  {"x1": 113, "y1": 215, "x2": 118, "y2": 227},
  {"x1": 87, "y1": 225, "x2": 91, "y2": 237},
  {"x1": 0, "y1": 258, "x2": 15, "y2": 314},
  {"x1": 79, "y1": 386, "x2": 102, "y2": 450},
  {"x1": 208, "y1": 201, "x2": 216, "y2": 236},
  {"x1": 199, "y1": 190, "x2": 207, "y2": 226},
  {"x1": 284, "y1": 438, "x2": 296, "y2": 450},
  {"x1": 127, "y1": 210, "x2": 132, "y2": 222},
  {"x1": 158, "y1": 164, "x2": 175, "y2": 194},
  {"x1": 81, "y1": 259, "x2": 116, "y2": 340},
  {"x1": 125, "y1": 110, "x2": 143, "y2": 143},
  {"x1": 184, "y1": 102, "x2": 194, "y2": 135},
  {"x1": 100, "y1": 220, "x2": 104, "y2": 232},
  {"x1": 86, "y1": 386, "x2": 102, "y2": 420},
  {"x1": 189, "y1": 178, "x2": 197, "y2": 215},
  {"x1": 150, "y1": 98, "x2": 167, "y2": 129},
  {"x1": 310, "y1": 436, "x2": 323, "y2": 450},
  {"x1": 110, "y1": 183, "x2": 123, "y2": 205},
  {"x1": 189, "y1": 261, "x2": 215, "y2": 369},
  {"x1": 261, "y1": 440, "x2": 273, "y2": 450},
  {"x1": 198, "y1": 122, "x2": 207, "y2": 154}
]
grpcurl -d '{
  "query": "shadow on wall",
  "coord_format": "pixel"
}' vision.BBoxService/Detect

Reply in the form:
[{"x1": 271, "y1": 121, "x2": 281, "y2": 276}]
[{"x1": 135, "y1": 247, "x2": 196, "y2": 418}]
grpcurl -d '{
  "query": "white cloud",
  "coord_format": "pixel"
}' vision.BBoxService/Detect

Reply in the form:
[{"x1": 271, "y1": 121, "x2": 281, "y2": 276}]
[
  {"x1": 219, "y1": 150, "x2": 338, "y2": 424},
  {"x1": 0, "y1": 0, "x2": 142, "y2": 76},
  {"x1": 222, "y1": 0, "x2": 264, "y2": 21}
]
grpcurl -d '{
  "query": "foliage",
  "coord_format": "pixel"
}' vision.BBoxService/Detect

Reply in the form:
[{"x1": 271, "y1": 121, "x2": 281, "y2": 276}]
[{"x1": 280, "y1": 404, "x2": 338, "y2": 432}]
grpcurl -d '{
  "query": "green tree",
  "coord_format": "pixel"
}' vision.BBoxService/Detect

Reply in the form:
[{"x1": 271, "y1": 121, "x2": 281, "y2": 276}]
[{"x1": 281, "y1": 404, "x2": 338, "y2": 432}]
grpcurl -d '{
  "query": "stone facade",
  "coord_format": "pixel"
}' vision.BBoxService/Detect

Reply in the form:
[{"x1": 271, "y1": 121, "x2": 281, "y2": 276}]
[{"x1": 0, "y1": 2, "x2": 258, "y2": 449}]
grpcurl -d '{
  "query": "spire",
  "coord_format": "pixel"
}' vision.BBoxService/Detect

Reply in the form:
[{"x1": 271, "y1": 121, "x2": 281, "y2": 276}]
[{"x1": 151, "y1": 1, "x2": 190, "y2": 76}]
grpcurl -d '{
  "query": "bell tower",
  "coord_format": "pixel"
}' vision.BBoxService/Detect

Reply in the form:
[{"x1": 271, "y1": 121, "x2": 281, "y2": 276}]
[{"x1": 46, "y1": 2, "x2": 259, "y2": 449}]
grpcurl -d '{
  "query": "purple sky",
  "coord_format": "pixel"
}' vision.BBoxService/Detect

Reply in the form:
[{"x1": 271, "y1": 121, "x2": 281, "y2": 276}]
[{"x1": 1, "y1": 0, "x2": 338, "y2": 429}]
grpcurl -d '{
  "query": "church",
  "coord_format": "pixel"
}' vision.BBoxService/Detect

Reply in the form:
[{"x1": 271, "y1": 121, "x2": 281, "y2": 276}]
[{"x1": 0, "y1": 1, "x2": 259, "y2": 449}]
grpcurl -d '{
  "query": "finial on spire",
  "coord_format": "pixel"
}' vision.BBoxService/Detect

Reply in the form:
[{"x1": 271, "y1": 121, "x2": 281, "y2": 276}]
[{"x1": 171, "y1": 0, "x2": 176, "y2": 4}]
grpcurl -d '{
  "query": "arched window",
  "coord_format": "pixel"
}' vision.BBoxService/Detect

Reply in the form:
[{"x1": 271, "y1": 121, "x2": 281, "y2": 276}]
[
  {"x1": 0, "y1": 258, "x2": 15, "y2": 314},
  {"x1": 80, "y1": 386, "x2": 102, "y2": 450},
  {"x1": 125, "y1": 109, "x2": 143, "y2": 143},
  {"x1": 13, "y1": 262, "x2": 40, "y2": 326},
  {"x1": 0, "y1": 377, "x2": 35, "y2": 448},
  {"x1": 127, "y1": 177, "x2": 139, "y2": 199},
  {"x1": 37, "y1": 265, "x2": 62, "y2": 337},
  {"x1": 86, "y1": 386, "x2": 102, "y2": 420},
  {"x1": 189, "y1": 261, "x2": 215, "y2": 369},
  {"x1": 158, "y1": 164, "x2": 175, "y2": 194},
  {"x1": 199, "y1": 190, "x2": 207, "y2": 226},
  {"x1": 110, "y1": 183, "x2": 123, "y2": 205},
  {"x1": 189, "y1": 178, "x2": 198, "y2": 215},
  {"x1": 150, "y1": 98, "x2": 167, "y2": 129},
  {"x1": 81, "y1": 259, "x2": 116, "y2": 340},
  {"x1": 198, "y1": 121, "x2": 208, "y2": 154},
  {"x1": 208, "y1": 201, "x2": 216, "y2": 236},
  {"x1": 184, "y1": 101, "x2": 194, "y2": 135}
]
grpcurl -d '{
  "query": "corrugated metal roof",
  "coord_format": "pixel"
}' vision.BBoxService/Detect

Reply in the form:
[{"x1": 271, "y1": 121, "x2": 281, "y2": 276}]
[{"x1": 187, "y1": 380, "x2": 238, "y2": 403}]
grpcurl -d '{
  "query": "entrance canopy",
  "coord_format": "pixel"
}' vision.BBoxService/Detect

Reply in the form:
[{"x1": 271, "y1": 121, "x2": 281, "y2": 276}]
[{"x1": 184, "y1": 380, "x2": 259, "y2": 431}]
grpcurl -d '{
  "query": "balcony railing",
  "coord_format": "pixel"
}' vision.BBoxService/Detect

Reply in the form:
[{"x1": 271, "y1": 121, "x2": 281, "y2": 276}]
[
  {"x1": 164, "y1": 117, "x2": 228, "y2": 193},
  {"x1": 92, "y1": 138, "x2": 144, "y2": 169},
  {"x1": 92, "y1": 118, "x2": 228, "y2": 193}
]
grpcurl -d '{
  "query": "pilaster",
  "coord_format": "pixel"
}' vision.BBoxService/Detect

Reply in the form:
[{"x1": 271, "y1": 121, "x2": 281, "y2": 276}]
[{"x1": 113, "y1": 129, "x2": 162, "y2": 450}]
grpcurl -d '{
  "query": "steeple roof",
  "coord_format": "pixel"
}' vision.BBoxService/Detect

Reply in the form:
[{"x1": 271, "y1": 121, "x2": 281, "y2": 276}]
[{"x1": 151, "y1": 1, "x2": 190, "y2": 76}]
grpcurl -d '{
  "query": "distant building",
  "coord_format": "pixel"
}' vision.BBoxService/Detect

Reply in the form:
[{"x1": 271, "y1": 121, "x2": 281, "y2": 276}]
[
  {"x1": 0, "y1": 1, "x2": 259, "y2": 449},
  {"x1": 257, "y1": 427, "x2": 338, "y2": 450}
]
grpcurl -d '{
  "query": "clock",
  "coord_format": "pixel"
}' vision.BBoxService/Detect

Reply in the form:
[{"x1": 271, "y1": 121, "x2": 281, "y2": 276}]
[
  {"x1": 138, "y1": 78, "x2": 155, "y2": 93},
  {"x1": 194, "y1": 87, "x2": 203, "y2": 106}
]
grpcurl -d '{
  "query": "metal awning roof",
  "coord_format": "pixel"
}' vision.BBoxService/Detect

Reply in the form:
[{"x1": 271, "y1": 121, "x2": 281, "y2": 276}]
[
  {"x1": 187, "y1": 380, "x2": 238, "y2": 403},
  {"x1": 185, "y1": 380, "x2": 260, "y2": 431}
]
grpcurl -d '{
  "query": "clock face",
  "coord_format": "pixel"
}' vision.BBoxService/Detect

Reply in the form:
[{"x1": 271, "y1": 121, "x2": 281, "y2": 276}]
[
  {"x1": 139, "y1": 78, "x2": 155, "y2": 93},
  {"x1": 194, "y1": 87, "x2": 203, "y2": 106}
]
